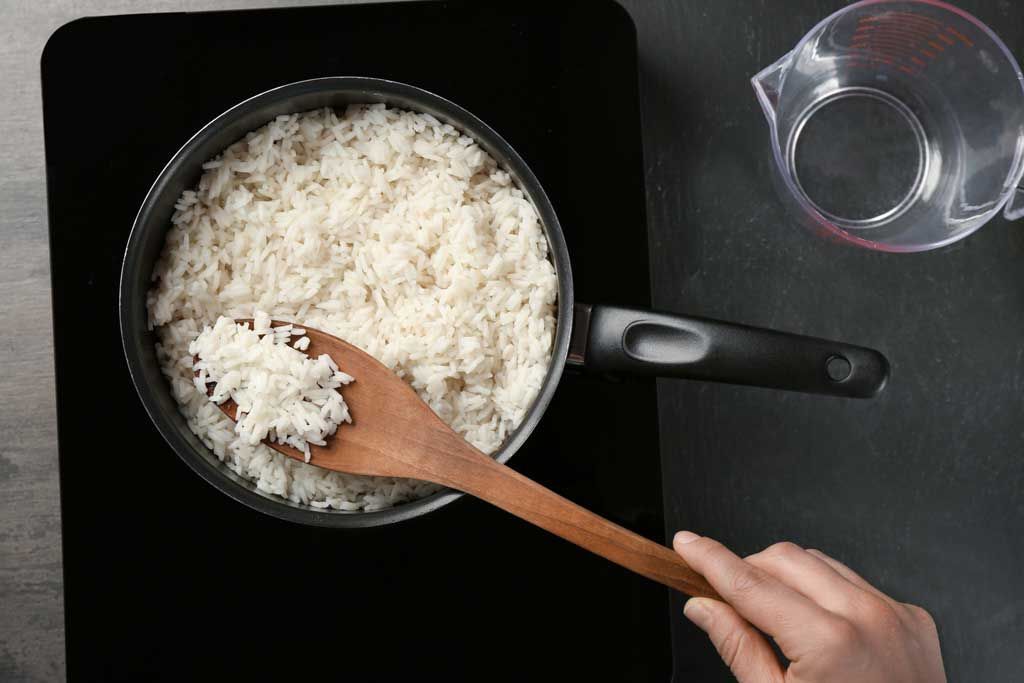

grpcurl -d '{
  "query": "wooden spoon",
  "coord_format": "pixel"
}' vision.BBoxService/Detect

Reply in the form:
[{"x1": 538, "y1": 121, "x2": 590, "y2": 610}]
[{"x1": 204, "y1": 320, "x2": 719, "y2": 599}]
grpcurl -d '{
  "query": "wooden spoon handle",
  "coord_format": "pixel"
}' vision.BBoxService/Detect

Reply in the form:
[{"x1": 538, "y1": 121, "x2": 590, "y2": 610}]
[{"x1": 426, "y1": 435, "x2": 720, "y2": 598}]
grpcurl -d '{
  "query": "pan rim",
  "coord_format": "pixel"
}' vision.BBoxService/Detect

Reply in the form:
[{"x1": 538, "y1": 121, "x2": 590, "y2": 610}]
[{"x1": 119, "y1": 76, "x2": 574, "y2": 528}]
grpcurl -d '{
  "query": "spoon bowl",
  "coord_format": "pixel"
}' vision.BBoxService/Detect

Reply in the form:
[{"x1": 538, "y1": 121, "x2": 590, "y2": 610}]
[{"x1": 202, "y1": 320, "x2": 720, "y2": 599}]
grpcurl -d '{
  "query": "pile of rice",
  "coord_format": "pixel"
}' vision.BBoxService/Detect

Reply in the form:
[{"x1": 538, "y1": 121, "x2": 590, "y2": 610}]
[
  {"x1": 148, "y1": 104, "x2": 558, "y2": 511},
  {"x1": 191, "y1": 313, "x2": 353, "y2": 463}
]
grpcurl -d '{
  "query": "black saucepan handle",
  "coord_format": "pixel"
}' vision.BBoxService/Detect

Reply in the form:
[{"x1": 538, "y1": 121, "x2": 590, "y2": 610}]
[{"x1": 569, "y1": 304, "x2": 889, "y2": 398}]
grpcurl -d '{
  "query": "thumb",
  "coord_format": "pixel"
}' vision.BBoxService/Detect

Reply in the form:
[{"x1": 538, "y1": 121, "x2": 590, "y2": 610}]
[{"x1": 684, "y1": 598, "x2": 785, "y2": 683}]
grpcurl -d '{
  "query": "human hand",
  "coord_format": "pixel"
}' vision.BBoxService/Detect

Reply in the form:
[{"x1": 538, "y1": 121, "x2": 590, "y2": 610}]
[{"x1": 673, "y1": 532, "x2": 946, "y2": 683}]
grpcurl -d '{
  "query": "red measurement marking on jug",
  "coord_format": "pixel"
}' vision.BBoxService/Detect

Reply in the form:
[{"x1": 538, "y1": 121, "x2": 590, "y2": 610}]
[{"x1": 848, "y1": 11, "x2": 973, "y2": 77}]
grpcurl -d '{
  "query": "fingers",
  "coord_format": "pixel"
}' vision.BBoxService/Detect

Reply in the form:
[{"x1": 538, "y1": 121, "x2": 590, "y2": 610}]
[
  {"x1": 746, "y1": 542, "x2": 875, "y2": 615},
  {"x1": 673, "y1": 531, "x2": 841, "y2": 657},
  {"x1": 807, "y1": 548, "x2": 937, "y2": 631},
  {"x1": 683, "y1": 598, "x2": 785, "y2": 683},
  {"x1": 676, "y1": 535, "x2": 946, "y2": 682},
  {"x1": 805, "y1": 548, "x2": 895, "y2": 603}
]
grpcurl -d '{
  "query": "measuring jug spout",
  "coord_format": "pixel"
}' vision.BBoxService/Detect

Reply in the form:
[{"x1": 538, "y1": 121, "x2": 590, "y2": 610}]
[{"x1": 751, "y1": 52, "x2": 791, "y2": 124}]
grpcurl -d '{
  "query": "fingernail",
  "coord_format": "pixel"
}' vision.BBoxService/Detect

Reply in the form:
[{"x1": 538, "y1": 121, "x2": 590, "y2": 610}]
[
  {"x1": 674, "y1": 530, "x2": 700, "y2": 545},
  {"x1": 683, "y1": 598, "x2": 712, "y2": 630}
]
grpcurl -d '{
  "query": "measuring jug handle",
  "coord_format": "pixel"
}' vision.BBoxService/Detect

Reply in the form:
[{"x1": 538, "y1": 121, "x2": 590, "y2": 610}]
[{"x1": 1005, "y1": 186, "x2": 1024, "y2": 222}]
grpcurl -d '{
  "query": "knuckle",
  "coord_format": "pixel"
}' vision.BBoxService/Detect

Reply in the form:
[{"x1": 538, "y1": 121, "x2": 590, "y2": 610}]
[
  {"x1": 819, "y1": 617, "x2": 860, "y2": 652},
  {"x1": 857, "y1": 595, "x2": 901, "y2": 628},
  {"x1": 765, "y1": 541, "x2": 802, "y2": 559},
  {"x1": 748, "y1": 541, "x2": 800, "y2": 565},
  {"x1": 728, "y1": 564, "x2": 771, "y2": 597},
  {"x1": 904, "y1": 604, "x2": 937, "y2": 631}
]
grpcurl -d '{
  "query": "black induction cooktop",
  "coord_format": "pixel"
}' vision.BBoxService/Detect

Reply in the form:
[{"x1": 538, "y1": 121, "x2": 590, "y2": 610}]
[{"x1": 42, "y1": 1, "x2": 672, "y2": 680}]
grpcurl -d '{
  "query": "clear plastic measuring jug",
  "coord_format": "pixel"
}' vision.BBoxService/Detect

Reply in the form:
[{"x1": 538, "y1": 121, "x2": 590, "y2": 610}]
[{"x1": 753, "y1": 0, "x2": 1024, "y2": 252}]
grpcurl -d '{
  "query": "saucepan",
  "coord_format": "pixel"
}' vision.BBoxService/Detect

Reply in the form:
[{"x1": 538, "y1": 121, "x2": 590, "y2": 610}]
[{"x1": 120, "y1": 77, "x2": 889, "y2": 528}]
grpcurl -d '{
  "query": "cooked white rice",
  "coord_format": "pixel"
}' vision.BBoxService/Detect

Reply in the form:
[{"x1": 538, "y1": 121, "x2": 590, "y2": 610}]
[
  {"x1": 191, "y1": 313, "x2": 354, "y2": 463},
  {"x1": 147, "y1": 104, "x2": 558, "y2": 511}
]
